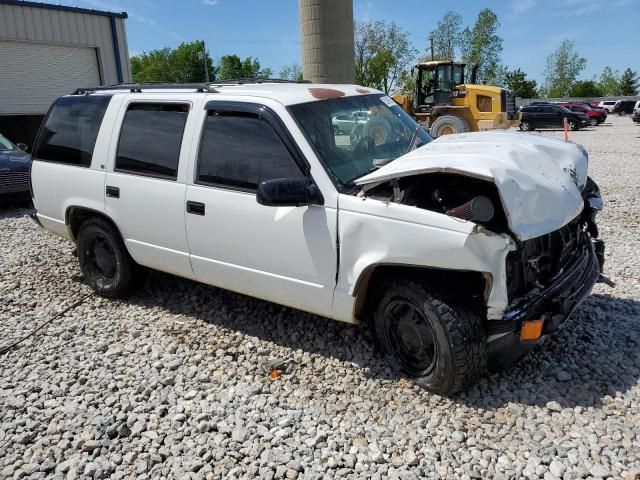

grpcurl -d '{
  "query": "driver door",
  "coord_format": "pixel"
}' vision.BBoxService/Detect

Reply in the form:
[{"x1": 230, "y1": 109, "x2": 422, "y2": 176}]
[{"x1": 184, "y1": 101, "x2": 338, "y2": 317}]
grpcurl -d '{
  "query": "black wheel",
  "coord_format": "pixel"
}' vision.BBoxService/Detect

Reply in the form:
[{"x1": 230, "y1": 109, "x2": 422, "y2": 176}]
[
  {"x1": 373, "y1": 280, "x2": 486, "y2": 395},
  {"x1": 589, "y1": 118, "x2": 598, "y2": 127},
  {"x1": 77, "y1": 217, "x2": 136, "y2": 297},
  {"x1": 429, "y1": 115, "x2": 470, "y2": 138},
  {"x1": 569, "y1": 120, "x2": 578, "y2": 131},
  {"x1": 519, "y1": 120, "x2": 532, "y2": 131}
]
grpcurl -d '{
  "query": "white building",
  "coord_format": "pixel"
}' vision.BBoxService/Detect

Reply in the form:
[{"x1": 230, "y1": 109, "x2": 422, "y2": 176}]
[{"x1": 0, "y1": 0, "x2": 131, "y2": 144}]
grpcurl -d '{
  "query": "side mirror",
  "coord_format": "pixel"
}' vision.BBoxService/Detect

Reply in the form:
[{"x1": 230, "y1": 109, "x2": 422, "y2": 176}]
[
  {"x1": 257, "y1": 178, "x2": 323, "y2": 207},
  {"x1": 16, "y1": 143, "x2": 29, "y2": 152}
]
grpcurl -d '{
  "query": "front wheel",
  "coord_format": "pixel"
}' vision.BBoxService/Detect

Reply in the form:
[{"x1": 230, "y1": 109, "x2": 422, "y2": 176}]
[
  {"x1": 373, "y1": 280, "x2": 486, "y2": 395},
  {"x1": 569, "y1": 120, "x2": 578, "y2": 131},
  {"x1": 589, "y1": 118, "x2": 598, "y2": 127},
  {"x1": 519, "y1": 120, "x2": 533, "y2": 131},
  {"x1": 77, "y1": 218, "x2": 136, "y2": 297}
]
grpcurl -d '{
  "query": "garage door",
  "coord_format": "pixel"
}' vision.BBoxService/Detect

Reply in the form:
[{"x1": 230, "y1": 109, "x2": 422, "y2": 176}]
[{"x1": 0, "y1": 41, "x2": 101, "y2": 115}]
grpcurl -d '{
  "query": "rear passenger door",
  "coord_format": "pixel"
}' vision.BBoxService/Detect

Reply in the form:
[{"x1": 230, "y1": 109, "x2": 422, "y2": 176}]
[
  {"x1": 104, "y1": 97, "x2": 201, "y2": 279},
  {"x1": 184, "y1": 101, "x2": 337, "y2": 317}
]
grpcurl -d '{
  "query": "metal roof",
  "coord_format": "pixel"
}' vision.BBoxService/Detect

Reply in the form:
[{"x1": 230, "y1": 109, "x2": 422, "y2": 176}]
[{"x1": 0, "y1": 0, "x2": 127, "y2": 18}]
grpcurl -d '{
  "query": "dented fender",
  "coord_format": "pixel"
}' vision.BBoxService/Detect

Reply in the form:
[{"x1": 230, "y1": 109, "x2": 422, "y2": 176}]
[{"x1": 332, "y1": 194, "x2": 514, "y2": 323}]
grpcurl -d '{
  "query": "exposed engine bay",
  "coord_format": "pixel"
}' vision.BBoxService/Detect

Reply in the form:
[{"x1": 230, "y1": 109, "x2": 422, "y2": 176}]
[{"x1": 360, "y1": 171, "x2": 605, "y2": 308}]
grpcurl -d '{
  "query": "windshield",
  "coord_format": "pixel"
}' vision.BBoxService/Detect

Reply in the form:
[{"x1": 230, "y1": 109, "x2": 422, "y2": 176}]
[
  {"x1": 0, "y1": 134, "x2": 16, "y2": 151},
  {"x1": 289, "y1": 94, "x2": 432, "y2": 187}
]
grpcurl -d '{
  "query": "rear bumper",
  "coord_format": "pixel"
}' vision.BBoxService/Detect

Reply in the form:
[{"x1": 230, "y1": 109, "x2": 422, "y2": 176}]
[{"x1": 487, "y1": 236, "x2": 602, "y2": 356}]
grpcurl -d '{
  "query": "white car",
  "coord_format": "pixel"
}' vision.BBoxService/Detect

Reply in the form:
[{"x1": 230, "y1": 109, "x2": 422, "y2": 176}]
[
  {"x1": 596, "y1": 100, "x2": 617, "y2": 113},
  {"x1": 331, "y1": 110, "x2": 370, "y2": 134},
  {"x1": 30, "y1": 82, "x2": 606, "y2": 395}
]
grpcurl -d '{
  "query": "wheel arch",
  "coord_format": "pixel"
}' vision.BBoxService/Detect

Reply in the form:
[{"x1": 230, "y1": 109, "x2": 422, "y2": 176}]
[
  {"x1": 65, "y1": 206, "x2": 124, "y2": 244},
  {"x1": 352, "y1": 263, "x2": 490, "y2": 321}
]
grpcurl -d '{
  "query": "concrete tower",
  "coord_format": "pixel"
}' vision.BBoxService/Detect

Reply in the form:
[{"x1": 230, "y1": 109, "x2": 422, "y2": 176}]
[{"x1": 299, "y1": 0, "x2": 355, "y2": 84}]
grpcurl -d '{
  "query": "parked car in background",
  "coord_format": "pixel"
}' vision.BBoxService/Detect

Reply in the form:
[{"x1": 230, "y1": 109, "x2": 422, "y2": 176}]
[
  {"x1": 633, "y1": 100, "x2": 640, "y2": 114},
  {"x1": 633, "y1": 110, "x2": 640, "y2": 123},
  {"x1": 0, "y1": 133, "x2": 31, "y2": 197},
  {"x1": 596, "y1": 100, "x2": 617, "y2": 113},
  {"x1": 559, "y1": 103, "x2": 607, "y2": 126},
  {"x1": 519, "y1": 104, "x2": 589, "y2": 131},
  {"x1": 331, "y1": 110, "x2": 370, "y2": 134},
  {"x1": 613, "y1": 100, "x2": 636, "y2": 115}
]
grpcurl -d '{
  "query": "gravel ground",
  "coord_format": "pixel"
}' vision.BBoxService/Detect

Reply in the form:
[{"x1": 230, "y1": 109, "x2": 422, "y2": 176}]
[{"x1": 1, "y1": 115, "x2": 639, "y2": 479}]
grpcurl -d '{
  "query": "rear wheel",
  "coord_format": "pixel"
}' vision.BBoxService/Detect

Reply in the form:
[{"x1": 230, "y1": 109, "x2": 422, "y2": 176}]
[
  {"x1": 589, "y1": 118, "x2": 598, "y2": 127},
  {"x1": 569, "y1": 120, "x2": 578, "y2": 130},
  {"x1": 372, "y1": 280, "x2": 487, "y2": 396},
  {"x1": 429, "y1": 115, "x2": 470, "y2": 138},
  {"x1": 77, "y1": 218, "x2": 136, "y2": 297}
]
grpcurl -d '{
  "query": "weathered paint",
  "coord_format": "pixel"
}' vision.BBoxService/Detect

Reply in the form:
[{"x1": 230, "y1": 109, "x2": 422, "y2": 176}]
[
  {"x1": 308, "y1": 87, "x2": 346, "y2": 100},
  {"x1": 357, "y1": 131, "x2": 588, "y2": 241}
]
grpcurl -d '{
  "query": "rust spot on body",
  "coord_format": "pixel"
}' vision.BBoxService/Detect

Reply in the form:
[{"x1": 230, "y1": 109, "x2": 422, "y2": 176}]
[
  {"x1": 356, "y1": 88, "x2": 370, "y2": 94},
  {"x1": 308, "y1": 88, "x2": 346, "y2": 100}
]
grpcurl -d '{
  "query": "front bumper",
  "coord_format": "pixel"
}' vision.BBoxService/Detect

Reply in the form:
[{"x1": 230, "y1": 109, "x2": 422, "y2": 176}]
[{"x1": 487, "y1": 235, "x2": 602, "y2": 353}]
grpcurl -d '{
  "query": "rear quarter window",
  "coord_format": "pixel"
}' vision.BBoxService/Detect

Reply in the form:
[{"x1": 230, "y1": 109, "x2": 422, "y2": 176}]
[{"x1": 33, "y1": 95, "x2": 111, "y2": 167}]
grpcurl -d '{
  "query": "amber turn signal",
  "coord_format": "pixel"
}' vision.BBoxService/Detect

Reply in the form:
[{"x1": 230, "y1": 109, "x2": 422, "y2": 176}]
[{"x1": 520, "y1": 319, "x2": 544, "y2": 341}]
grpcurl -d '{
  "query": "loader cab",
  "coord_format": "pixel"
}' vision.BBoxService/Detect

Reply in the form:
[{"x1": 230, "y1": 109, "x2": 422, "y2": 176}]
[{"x1": 414, "y1": 61, "x2": 475, "y2": 112}]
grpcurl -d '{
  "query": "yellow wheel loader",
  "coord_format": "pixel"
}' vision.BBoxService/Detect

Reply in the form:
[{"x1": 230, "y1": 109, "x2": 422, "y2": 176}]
[{"x1": 393, "y1": 61, "x2": 520, "y2": 137}]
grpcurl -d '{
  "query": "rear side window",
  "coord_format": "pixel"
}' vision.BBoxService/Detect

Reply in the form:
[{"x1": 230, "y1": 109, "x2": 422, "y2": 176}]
[
  {"x1": 115, "y1": 103, "x2": 189, "y2": 180},
  {"x1": 196, "y1": 111, "x2": 304, "y2": 190},
  {"x1": 34, "y1": 95, "x2": 111, "y2": 167}
]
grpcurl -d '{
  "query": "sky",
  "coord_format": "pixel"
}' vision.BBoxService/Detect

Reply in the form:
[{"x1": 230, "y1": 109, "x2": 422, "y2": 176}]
[{"x1": 57, "y1": 0, "x2": 640, "y2": 83}]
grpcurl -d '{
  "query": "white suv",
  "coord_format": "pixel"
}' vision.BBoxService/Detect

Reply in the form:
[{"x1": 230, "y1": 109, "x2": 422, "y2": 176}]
[
  {"x1": 596, "y1": 100, "x2": 617, "y2": 113},
  {"x1": 30, "y1": 82, "x2": 606, "y2": 395}
]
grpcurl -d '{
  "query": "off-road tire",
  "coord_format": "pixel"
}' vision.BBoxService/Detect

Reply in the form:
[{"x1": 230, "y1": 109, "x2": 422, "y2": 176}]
[
  {"x1": 373, "y1": 280, "x2": 487, "y2": 396},
  {"x1": 519, "y1": 120, "x2": 533, "y2": 131},
  {"x1": 429, "y1": 115, "x2": 470, "y2": 138},
  {"x1": 77, "y1": 217, "x2": 136, "y2": 298}
]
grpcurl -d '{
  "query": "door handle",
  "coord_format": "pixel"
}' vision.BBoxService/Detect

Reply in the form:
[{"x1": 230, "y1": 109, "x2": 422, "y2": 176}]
[
  {"x1": 186, "y1": 201, "x2": 205, "y2": 216},
  {"x1": 106, "y1": 186, "x2": 120, "y2": 198}
]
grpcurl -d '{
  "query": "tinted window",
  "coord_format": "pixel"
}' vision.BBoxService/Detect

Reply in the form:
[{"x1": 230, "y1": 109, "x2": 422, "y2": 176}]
[
  {"x1": 197, "y1": 111, "x2": 303, "y2": 190},
  {"x1": 34, "y1": 95, "x2": 111, "y2": 167},
  {"x1": 116, "y1": 103, "x2": 189, "y2": 180}
]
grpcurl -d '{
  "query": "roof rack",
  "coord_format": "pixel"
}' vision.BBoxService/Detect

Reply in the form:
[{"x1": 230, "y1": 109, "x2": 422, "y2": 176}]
[
  {"x1": 72, "y1": 83, "x2": 219, "y2": 95},
  {"x1": 211, "y1": 78, "x2": 310, "y2": 85}
]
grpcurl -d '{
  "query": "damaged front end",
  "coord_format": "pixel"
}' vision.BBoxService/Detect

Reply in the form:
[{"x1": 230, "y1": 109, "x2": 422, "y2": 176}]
[{"x1": 355, "y1": 133, "x2": 607, "y2": 365}]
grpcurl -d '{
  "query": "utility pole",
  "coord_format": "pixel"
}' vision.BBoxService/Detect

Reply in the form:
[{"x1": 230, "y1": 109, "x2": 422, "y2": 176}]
[
  {"x1": 429, "y1": 34, "x2": 435, "y2": 61},
  {"x1": 198, "y1": 40, "x2": 210, "y2": 83}
]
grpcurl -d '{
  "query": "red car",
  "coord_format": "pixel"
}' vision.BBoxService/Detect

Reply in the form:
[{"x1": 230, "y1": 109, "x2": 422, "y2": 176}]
[{"x1": 559, "y1": 103, "x2": 606, "y2": 126}]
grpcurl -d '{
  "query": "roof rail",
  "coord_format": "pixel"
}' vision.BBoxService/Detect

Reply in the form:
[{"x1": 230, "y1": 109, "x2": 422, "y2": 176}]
[
  {"x1": 211, "y1": 78, "x2": 310, "y2": 85},
  {"x1": 71, "y1": 83, "x2": 219, "y2": 95}
]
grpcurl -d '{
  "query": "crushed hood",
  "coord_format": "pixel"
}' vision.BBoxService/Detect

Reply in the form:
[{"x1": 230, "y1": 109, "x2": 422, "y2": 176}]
[{"x1": 356, "y1": 132, "x2": 588, "y2": 241}]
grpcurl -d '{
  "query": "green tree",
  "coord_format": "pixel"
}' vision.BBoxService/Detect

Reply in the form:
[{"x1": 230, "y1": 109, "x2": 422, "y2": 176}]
[
  {"x1": 619, "y1": 68, "x2": 639, "y2": 95},
  {"x1": 541, "y1": 39, "x2": 586, "y2": 97},
  {"x1": 279, "y1": 63, "x2": 303, "y2": 81},
  {"x1": 598, "y1": 66, "x2": 621, "y2": 95},
  {"x1": 460, "y1": 8, "x2": 503, "y2": 84},
  {"x1": 569, "y1": 80, "x2": 603, "y2": 97},
  {"x1": 354, "y1": 20, "x2": 417, "y2": 94},
  {"x1": 131, "y1": 41, "x2": 214, "y2": 83},
  {"x1": 216, "y1": 55, "x2": 272, "y2": 80},
  {"x1": 504, "y1": 68, "x2": 538, "y2": 98},
  {"x1": 429, "y1": 11, "x2": 462, "y2": 61}
]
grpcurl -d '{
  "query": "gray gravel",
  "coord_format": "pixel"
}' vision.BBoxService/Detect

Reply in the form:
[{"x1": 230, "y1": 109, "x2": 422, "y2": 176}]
[{"x1": 1, "y1": 115, "x2": 639, "y2": 479}]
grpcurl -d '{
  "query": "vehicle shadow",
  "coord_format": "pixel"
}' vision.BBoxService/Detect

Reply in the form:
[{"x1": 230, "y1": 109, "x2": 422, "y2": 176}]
[
  {"x1": 0, "y1": 196, "x2": 33, "y2": 219},
  {"x1": 127, "y1": 271, "x2": 640, "y2": 408}
]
